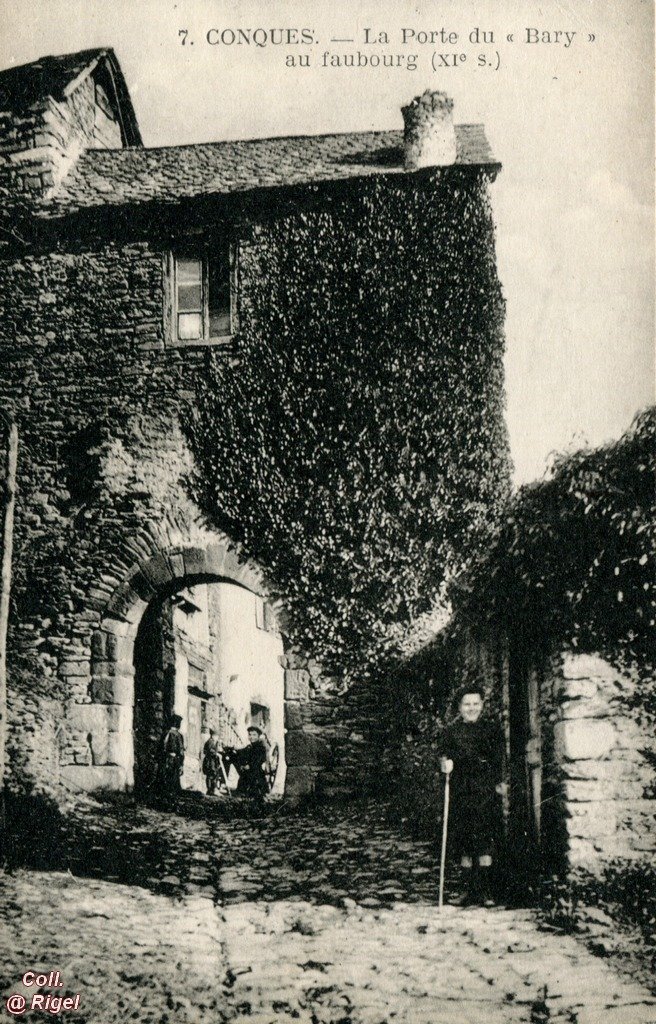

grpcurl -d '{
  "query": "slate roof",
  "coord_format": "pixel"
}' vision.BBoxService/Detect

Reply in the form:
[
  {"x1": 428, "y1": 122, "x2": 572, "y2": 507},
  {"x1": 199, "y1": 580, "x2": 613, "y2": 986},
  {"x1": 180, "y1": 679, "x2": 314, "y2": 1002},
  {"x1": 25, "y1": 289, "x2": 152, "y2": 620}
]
[
  {"x1": 45, "y1": 124, "x2": 496, "y2": 215},
  {"x1": 1, "y1": 48, "x2": 497, "y2": 216},
  {"x1": 0, "y1": 48, "x2": 141, "y2": 146}
]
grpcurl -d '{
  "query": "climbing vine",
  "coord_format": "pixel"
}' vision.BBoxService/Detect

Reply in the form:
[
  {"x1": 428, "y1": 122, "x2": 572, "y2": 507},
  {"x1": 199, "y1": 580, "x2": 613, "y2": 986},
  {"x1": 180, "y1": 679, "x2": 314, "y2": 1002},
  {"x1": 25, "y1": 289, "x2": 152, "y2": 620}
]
[{"x1": 190, "y1": 172, "x2": 510, "y2": 676}]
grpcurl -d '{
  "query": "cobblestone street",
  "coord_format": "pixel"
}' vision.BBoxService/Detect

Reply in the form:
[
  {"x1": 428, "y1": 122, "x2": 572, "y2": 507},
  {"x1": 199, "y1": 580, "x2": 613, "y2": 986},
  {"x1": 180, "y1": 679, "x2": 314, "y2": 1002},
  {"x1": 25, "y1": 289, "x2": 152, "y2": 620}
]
[{"x1": 1, "y1": 800, "x2": 655, "y2": 1023}]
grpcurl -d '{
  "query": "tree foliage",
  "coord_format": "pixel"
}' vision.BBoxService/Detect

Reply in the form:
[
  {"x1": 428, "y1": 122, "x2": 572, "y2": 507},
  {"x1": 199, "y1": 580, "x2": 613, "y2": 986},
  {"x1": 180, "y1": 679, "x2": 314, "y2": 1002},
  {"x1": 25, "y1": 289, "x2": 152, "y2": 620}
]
[
  {"x1": 451, "y1": 407, "x2": 655, "y2": 684},
  {"x1": 190, "y1": 174, "x2": 510, "y2": 675}
]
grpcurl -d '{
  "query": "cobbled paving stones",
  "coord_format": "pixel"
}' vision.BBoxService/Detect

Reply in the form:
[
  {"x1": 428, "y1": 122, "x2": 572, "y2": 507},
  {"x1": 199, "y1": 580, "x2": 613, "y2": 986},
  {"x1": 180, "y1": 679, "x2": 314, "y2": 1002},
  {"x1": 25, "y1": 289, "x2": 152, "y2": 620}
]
[{"x1": 1, "y1": 799, "x2": 655, "y2": 1023}]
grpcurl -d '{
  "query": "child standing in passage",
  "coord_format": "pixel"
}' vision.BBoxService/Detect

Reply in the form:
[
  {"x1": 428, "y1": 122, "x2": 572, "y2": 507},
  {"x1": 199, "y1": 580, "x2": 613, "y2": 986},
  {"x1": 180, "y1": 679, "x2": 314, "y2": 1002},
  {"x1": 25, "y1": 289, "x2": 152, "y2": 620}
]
[{"x1": 440, "y1": 685, "x2": 506, "y2": 906}]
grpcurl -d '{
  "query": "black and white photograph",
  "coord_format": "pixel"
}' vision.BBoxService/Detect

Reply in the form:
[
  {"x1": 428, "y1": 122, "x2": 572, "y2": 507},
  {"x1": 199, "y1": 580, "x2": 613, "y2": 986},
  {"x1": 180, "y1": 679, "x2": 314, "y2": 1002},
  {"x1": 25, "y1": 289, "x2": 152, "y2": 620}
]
[{"x1": 0, "y1": 1, "x2": 654, "y2": 1021}]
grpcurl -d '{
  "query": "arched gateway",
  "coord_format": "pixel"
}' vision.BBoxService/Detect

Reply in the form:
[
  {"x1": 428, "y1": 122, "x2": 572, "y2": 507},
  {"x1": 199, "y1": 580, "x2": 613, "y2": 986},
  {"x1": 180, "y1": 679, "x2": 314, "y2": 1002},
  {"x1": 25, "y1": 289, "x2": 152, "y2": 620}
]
[{"x1": 61, "y1": 543, "x2": 326, "y2": 797}]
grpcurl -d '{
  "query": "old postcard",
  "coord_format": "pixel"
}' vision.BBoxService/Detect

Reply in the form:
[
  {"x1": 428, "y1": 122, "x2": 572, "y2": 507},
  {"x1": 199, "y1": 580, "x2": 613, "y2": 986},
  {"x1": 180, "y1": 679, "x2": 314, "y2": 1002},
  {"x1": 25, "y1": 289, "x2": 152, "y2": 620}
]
[{"x1": 0, "y1": 1, "x2": 654, "y2": 1021}]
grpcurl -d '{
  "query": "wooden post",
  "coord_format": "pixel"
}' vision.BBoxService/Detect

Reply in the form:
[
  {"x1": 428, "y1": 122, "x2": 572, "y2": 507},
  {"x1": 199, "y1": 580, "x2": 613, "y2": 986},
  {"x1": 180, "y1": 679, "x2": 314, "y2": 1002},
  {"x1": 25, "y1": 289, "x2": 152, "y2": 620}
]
[
  {"x1": 0, "y1": 413, "x2": 18, "y2": 860},
  {"x1": 438, "y1": 771, "x2": 450, "y2": 910}
]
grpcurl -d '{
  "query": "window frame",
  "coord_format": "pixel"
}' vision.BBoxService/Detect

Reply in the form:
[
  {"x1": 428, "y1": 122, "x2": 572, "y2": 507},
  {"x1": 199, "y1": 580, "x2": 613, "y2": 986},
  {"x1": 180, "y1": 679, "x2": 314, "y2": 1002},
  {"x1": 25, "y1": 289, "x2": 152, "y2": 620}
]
[{"x1": 164, "y1": 243, "x2": 238, "y2": 348}]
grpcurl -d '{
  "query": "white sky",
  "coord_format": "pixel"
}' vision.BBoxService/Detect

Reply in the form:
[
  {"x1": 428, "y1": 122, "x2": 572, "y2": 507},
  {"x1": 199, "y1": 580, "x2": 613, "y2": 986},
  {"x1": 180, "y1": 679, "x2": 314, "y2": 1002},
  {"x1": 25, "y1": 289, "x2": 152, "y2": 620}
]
[{"x1": 1, "y1": 0, "x2": 654, "y2": 483}]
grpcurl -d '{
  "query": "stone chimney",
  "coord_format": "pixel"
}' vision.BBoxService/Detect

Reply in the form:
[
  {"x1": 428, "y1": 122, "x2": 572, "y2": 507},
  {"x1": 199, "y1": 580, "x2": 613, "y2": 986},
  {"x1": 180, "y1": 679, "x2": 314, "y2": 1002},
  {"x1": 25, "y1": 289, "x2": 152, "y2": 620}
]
[{"x1": 401, "y1": 90, "x2": 457, "y2": 170}]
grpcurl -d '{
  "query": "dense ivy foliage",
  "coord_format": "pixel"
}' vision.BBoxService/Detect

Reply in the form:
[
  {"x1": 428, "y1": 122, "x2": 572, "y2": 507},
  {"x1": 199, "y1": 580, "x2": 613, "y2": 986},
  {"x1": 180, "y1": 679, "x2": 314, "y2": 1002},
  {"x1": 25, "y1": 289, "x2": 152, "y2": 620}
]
[
  {"x1": 449, "y1": 407, "x2": 655, "y2": 706},
  {"x1": 191, "y1": 172, "x2": 510, "y2": 675}
]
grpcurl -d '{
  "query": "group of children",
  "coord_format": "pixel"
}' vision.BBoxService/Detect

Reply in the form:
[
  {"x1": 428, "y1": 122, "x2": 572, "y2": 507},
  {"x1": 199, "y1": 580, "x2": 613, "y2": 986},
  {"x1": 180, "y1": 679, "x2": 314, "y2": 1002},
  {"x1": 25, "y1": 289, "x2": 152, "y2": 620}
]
[{"x1": 156, "y1": 719, "x2": 270, "y2": 801}]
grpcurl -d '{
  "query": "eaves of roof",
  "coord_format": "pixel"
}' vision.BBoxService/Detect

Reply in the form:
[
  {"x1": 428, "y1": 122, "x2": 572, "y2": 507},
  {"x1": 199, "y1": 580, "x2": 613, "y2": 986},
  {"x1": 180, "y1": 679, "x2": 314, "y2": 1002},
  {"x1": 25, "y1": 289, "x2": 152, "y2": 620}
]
[{"x1": 38, "y1": 124, "x2": 499, "y2": 218}]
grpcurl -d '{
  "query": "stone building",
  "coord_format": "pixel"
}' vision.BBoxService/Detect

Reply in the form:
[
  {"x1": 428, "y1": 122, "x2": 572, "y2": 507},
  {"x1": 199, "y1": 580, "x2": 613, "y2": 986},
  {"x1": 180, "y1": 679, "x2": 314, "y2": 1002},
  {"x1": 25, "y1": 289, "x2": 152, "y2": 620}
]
[{"x1": 0, "y1": 49, "x2": 507, "y2": 801}]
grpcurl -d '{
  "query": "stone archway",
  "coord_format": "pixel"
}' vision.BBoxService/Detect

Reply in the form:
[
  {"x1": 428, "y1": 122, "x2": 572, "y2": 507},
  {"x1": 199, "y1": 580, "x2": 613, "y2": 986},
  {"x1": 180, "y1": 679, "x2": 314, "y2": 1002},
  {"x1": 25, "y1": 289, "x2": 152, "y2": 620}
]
[{"x1": 60, "y1": 542, "x2": 329, "y2": 797}]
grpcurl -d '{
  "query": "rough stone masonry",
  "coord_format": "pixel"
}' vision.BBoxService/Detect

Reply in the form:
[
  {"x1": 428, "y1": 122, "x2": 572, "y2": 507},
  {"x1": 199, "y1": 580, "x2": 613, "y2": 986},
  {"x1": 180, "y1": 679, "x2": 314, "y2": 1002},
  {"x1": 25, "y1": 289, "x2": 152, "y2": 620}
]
[
  {"x1": 548, "y1": 652, "x2": 656, "y2": 870},
  {"x1": 0, "y1": 49, "x2": 507, "y2": 802}
]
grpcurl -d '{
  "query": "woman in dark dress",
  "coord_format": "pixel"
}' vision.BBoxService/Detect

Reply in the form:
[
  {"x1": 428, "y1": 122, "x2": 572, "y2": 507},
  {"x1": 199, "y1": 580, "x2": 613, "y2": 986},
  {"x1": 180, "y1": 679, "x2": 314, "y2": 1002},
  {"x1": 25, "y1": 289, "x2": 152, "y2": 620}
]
[{"x1": 440, "y1": 685, "x2": 505, "y2": 905}]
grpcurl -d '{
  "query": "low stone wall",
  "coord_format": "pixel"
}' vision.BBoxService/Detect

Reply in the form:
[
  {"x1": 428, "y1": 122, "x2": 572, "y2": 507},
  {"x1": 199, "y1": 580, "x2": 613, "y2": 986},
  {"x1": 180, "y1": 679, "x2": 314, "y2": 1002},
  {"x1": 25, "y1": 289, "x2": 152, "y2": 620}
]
[{"x1": 550, "y1": 653, "x2": 656, "y2": 871}]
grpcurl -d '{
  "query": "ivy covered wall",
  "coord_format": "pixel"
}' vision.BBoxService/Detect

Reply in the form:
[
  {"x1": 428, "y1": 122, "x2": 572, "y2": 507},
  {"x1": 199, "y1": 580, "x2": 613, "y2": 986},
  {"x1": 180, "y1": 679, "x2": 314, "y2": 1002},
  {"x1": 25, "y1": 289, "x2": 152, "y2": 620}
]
[
  {"x1": 192, "y1": 167, "x2": 511, "y2": 686},
  {"x1": 381, "y1": 411, "x2": 655, "y2": 877},
  {"x1": 1, "y1": 162, "x2": 511, "y2": 799}
]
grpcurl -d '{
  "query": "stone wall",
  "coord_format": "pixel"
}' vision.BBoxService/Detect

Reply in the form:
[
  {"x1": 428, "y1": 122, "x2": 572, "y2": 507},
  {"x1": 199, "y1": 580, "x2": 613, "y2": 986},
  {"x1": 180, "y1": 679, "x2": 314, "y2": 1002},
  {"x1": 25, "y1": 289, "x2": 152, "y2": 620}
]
[
  {"x1": 547, "y1": 653, "x2": 656, "y2": 871},
  {"x1": 473, "y1": 642, "x2": 656, "y2": 874},
  {"x1": 378, "y1": 630, "x2": 655, "y2": 876},
  {"x1": 0, "y1": 231, "x2": 338, "y2": 799},
  {"x1": 1, "y1": 161, "x2": 507, "y2": 804},
  {"x1": 0, "y1": 71, "x2": 122, "y2": 197},
  {"x1": 494, "y1": 645, "x2": 656, "y2": 873}
]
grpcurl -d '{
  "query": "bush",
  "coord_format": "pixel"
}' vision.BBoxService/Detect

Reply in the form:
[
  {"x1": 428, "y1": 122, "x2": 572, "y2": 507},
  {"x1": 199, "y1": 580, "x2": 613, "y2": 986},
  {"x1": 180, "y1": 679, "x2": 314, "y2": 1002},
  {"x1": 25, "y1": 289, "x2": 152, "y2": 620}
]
[{"x1": 450, "y1": 407, "x2": 655, "y2": 713}]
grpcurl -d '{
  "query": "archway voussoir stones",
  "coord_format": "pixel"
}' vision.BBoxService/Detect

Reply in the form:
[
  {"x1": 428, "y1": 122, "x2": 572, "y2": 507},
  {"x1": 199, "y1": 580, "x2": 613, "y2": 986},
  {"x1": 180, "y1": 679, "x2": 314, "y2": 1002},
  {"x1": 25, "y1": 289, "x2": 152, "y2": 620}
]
[
  {"x1": 168, "y1": 552, "x2": 186, "y2": 579},
  {"x1": 129, "y1": 570, "x2": 157, "y2": 604},
  {"x1": 62, "y1": 540, "x2": 327, "y2": 797},
  {"x1": 218, "y1": 548, "x2": 254, "y2": 588},
  {"x1": 201, "y1": 544, "x2": 228, "y2": 578},
  {"x1": 105, "y1": 582, "x2": 147, "y2": 624},
  {"x1": 231, "y1": 562, "x2": 265, "y2": 594},
  {"x1": 181, "y1": 547, "x2": 208, "y2": 577},
  {"x1": 140, "y1": 552, "x2": 175, "y2": 590}
]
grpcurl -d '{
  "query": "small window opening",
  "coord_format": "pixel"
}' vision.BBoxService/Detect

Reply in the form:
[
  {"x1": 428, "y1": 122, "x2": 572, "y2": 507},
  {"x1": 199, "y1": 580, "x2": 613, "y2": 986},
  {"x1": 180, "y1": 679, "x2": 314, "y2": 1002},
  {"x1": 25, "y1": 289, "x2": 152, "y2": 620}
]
[
  {"x1": 176, "y1": 258, "x2": 203, "y2": 341},
  {"x1": 172, "y1": 247, "x2": 234, "y2": 345}
]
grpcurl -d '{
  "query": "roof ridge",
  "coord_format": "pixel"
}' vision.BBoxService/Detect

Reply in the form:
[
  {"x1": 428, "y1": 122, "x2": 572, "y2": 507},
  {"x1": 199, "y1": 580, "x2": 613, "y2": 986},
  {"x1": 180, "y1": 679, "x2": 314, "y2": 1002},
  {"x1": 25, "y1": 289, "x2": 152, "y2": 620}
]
[
  {"x1": 40, "y1": 123, "x2": 497, "y2": 214},
  {"x1": 0, "y1": 47, "x2": 109, "y2": 79},
  {"x1": 87, "y1": 128, "x2": 402, "y2": 156},
  {"x1": 75, "y1": 123, "x2": 483, "y2": 158}
]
